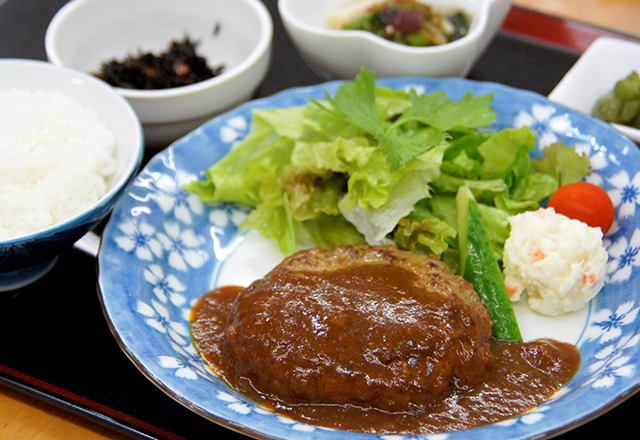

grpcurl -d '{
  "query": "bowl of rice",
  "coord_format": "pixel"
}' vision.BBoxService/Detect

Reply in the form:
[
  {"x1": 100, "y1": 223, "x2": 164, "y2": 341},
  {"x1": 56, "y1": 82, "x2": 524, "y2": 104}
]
[{"x1": 0, "y1": 59, "x2": 144, "y2": 291}]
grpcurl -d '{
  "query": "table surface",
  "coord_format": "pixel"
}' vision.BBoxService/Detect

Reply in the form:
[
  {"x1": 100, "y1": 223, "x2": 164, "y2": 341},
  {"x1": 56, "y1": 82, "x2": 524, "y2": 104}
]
[
  {"x1": 514, "y1": 0, "x2": 640, "y2": 39},
  {"x1": 1, "y1": 1, "x2": 640, "y2": 439}
]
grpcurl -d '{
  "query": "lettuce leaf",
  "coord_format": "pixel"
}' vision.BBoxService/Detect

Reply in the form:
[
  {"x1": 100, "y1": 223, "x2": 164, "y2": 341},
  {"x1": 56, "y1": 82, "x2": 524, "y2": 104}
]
[
  {"x1": 339, "y1": 143, "x2": 447, "y2": 245},
  {"x1": 392, "y1": 201, "x2": 457, "y2": 256},
  {"x1": 185, "y1": 109, "x2": 297, "y2": 207},
  {"x1": 187, "y1": 68, "x2": 592, "y2": 269},
  {"x1": 532, "y1": 141, "x2": 591, "y2": 185}
]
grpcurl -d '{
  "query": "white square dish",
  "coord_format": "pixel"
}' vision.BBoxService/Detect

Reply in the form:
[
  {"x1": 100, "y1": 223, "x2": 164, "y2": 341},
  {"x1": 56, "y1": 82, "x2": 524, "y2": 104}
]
[{"x1": 548, "y1": 37, "x2": 640, "y2": 143}]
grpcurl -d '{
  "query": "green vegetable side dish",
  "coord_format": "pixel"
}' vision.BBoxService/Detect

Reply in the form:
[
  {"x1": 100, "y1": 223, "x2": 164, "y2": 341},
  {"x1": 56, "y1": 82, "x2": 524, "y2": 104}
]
[
  {"x1": 457, "y1": 185, "x2": 522, "y2": 341},
  {"x1": 336, "y1": 0, "x2": 471, "y2": 47},
  {"x1": 593, "y1": 70, "x2": 640, "y2": 128},
  {"x1": 187, "y1": 68, "x2": 590, "y2": 276}
]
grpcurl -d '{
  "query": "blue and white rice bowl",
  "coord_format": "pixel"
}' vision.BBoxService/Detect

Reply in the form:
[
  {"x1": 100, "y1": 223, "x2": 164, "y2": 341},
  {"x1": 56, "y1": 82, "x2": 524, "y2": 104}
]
[{"x1": 0, "y1": 59, "x2": 143, "y2": 291}]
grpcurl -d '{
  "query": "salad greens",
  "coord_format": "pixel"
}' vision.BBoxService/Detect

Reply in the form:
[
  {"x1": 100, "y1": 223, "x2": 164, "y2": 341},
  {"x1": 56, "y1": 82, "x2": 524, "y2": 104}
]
[{"x1": 187, "y1": 68, "x2": 589, "y2": 274}]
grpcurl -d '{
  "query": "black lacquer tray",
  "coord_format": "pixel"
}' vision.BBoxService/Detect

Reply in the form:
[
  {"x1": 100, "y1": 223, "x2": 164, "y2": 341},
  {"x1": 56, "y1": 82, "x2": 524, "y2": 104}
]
[{"x1": 1, "y1": 1, "x2": 638, "y2": 439}]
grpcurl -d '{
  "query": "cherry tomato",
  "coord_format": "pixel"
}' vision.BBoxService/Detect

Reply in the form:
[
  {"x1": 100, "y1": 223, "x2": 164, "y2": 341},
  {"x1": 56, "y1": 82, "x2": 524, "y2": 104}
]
[{"x1": 547, "y1": 181, "x2": 614, "y2": 234}]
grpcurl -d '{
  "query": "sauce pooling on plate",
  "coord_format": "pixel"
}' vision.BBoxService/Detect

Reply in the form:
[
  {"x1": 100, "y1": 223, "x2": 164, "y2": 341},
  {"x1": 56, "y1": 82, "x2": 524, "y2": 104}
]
[{"x1": 190, "y1": 246, "x2": 580, "y2": 434}]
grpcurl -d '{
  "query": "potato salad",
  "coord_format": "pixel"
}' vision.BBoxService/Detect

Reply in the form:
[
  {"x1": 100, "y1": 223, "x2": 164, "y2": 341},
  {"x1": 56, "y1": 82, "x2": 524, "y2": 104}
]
[{"x1": 503, "y1": 208, "x2": 608, "y2": 316}]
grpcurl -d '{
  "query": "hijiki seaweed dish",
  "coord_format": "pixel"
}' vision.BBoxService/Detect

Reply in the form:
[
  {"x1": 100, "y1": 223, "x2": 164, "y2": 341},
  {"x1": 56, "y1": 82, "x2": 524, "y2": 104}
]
[{"x1": 94, "y1": 36, "x2": 224, "y2": 90}]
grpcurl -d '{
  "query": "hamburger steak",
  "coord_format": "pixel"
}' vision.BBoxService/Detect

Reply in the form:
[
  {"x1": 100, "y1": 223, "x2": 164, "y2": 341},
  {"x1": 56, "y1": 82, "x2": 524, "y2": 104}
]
[
  {"x1": 193, "y1": 245, "x2": 494, "y2": 408},
  {"x1": 223, "y1": 245, "x2": 494, "y2": 411},
  {"x1": 191, "y1": 245, "x2": 580, "y2": 434}
]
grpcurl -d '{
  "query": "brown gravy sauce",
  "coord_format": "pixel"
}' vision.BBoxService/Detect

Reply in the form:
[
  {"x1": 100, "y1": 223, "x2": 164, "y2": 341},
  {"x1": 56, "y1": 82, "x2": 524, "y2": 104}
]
[{"x1": 191, "y1": 264, "x2": 580, "y2": 434}]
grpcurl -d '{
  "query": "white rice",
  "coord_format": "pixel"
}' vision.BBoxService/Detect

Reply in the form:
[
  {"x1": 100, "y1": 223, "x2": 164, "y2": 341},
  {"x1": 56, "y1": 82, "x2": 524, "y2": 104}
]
[{"x1": 0, "y1": 89, "x2": 116, "y2": 241}]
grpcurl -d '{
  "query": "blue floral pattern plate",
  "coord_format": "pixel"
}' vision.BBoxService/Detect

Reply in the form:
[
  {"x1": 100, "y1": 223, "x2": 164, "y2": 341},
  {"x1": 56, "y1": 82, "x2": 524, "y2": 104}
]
[{"x1": 98, "y1": 78, "x2": 640, "y2": 440}]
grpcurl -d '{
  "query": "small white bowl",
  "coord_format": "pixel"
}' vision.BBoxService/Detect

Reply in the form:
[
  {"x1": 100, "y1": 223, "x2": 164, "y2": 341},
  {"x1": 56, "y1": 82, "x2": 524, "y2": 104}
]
[
  {"x1": 278, "y1": 0, "x2": 511, "y2": 80},
  {"x1": 0, "y1": 59, "x2": 144, "y2": 291},
  {"x1": 45, "y1": 0, "x2": 273, "y2": 146},
  {"x1": 549, "y1": 37, "x2": 640, "y2": 144}
]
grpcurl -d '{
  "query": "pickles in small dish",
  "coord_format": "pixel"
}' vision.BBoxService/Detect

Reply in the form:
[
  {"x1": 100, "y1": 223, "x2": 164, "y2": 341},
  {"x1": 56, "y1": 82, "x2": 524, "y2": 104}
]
[
  {"x1": 593, "y1": 71, "x2": 640, "y2": 129},
  {"x1": 337, "y1": 0, "x2": 471, "y2": 47}
]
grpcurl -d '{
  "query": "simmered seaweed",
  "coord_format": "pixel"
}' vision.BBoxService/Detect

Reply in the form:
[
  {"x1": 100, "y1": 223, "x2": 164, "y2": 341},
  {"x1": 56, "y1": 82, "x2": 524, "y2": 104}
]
[{"x1": 95, "y1": 37, "x2": 224, "y2": 90}]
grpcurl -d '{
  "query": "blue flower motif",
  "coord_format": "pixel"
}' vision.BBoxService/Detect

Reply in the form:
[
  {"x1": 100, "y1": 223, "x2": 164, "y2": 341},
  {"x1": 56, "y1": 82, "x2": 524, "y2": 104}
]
[
  {"x1": 607, "y1": 228, "x2": 640, "y2": 283},
  {"x1": 134, "y1": 171, "x2": 204, "y2": 225},
  {"x1": 158, "y1": 354, "x2": 197, "y2": 380},
  {"x1": 509, "y1": 402, "x2": 552, "y2": 426},
  {"x1": 136, "y1": 298, "x2": 190, "y2": 345},
  {"x1": 208, "y1": 204, "x2": 249, "y2": 229},
  {"x1": 143, "y1": 264, "x2": 187, "y2": 306},
  {"x1": 220, "y1": 115, "x2": 249, "y2": 145},
  {"x1": 586, "y1": 334, "x2": 639, "y2": 389},
  {"x1": 513, "y1": 104, "x2": 571, "y2": 148},
  {"x1": 608, "y1": 170, "x2": 640, "y2": 220},
  {"x1": 217, "y1": 391, "x2": 255, "y2": 416},
  {"x1": 157, "y1": 222, "x2": 208, "y2": 271},
  {"x1": 573, "y1": 141, "x2": 609, "y2": 186},
  {"x1": 158, "y1": 341, "x2": 211, "y2": 380},
  {"x1": 585, "y1": 301, "x2": 640, "y2": 343},
  {"x1": 114, "y1": 219, "x2": 164, "y2": 261},
  {"x1": 275, "y1": 415, "x2": 318, "y2": 433}
]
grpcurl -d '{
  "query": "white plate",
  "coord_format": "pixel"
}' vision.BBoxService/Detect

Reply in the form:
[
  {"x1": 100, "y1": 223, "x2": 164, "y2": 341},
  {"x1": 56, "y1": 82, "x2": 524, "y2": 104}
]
[{"x1": 548, "y1": 37, "x2": 640, "y2": 143}]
